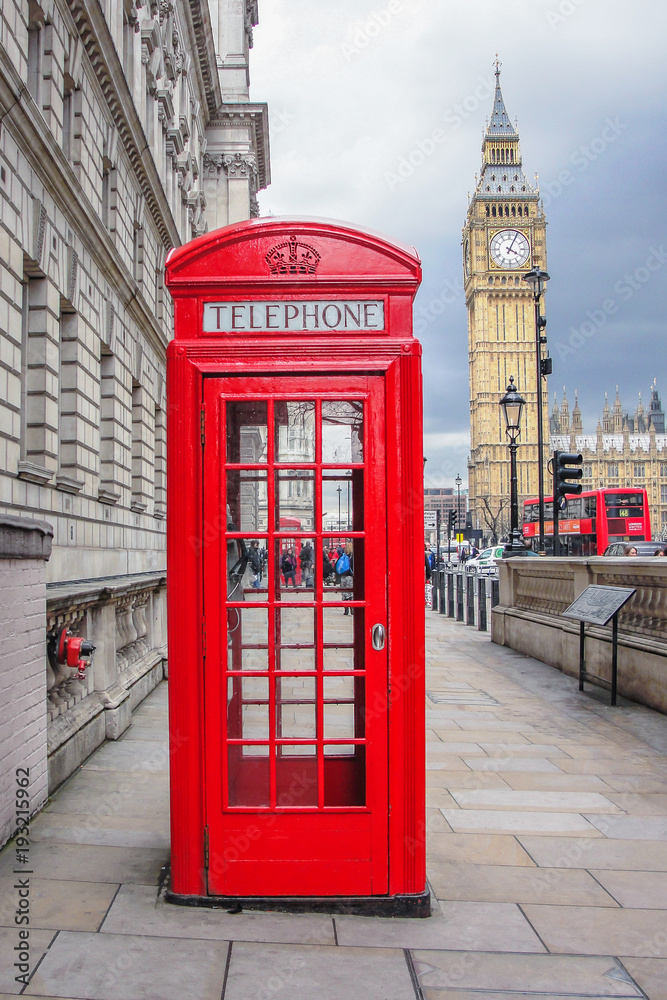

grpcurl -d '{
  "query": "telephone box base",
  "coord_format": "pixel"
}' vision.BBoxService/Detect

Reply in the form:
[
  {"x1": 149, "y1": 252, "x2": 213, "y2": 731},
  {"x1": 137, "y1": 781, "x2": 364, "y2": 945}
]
[{"x1": 165, "y1": 885, "x2": 431, "y2": 918}]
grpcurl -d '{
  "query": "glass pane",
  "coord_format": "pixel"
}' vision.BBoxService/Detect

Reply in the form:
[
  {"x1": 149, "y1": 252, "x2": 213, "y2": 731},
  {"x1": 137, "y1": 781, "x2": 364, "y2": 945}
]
[
  {"x1": 324, "y1": 746, "x2": 365, "y2": 806},
  {"x1": 228, "y1": 745, "x2": 269, "y2": 807},
  {"x1": 275, "y1": 541, "x2": 317, "y2": 600},
  {"x1": 226, "y1": 471, "x2": 268, "y2": 532},
  {"x1": 322, "y1": 472, "x2": 355, "y2": 533},
  {"x1": 226, "y1": 401, "x2": 268, "y2": 463},
  {"x1": 224, "y1": 536, "x2": 268, "y2": 601},
  {"x1": 323, "y1": 608, "x2": 364, "y2": 671},
  {"x1": 279, "y1": 702, "x2": 316, "y2": 740},
  {"x1": 275, "y1": 401, "x2": 315, "y2": 462},
  {"x1": 322, "y1": 401, "x2": 363, "y2": 463},
  {"x1": 227, "y1": 607, "x2": 268, "y2": 670},
  {"x1": 226, "y1": 676, "x2": 270, "y2": 740},
  {"x1": 323, "y1": 606, "x2": 354, "y2": 645},
  {"x1": 322, "y1": 539, "x2": 364, "y2": 601},
  {"x1": 276, "y1": 470, "x2": 315, "y2": 532},
  {"x1": 276, "y1": 747, "x2": 318, "y2": 807},
  {"x1": 323, "y1": 675, "x2": 355, "y2": 701},
  {"x1": 277, "y1": 606, "x2": 316, "y2": 670},
  {"x1": 324, "y1": 703, "x2": 355, "y2": 740}
]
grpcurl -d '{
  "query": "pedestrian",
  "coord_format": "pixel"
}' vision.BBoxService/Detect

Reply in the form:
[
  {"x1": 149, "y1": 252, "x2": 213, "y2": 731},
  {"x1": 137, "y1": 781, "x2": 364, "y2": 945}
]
[
  {"x1": 337, "y1": 542, "x2": 354, "y2": 614},
  {"x1": 299, "y1": 541, "x2": 314, "y2": 587},
  {"x1": 654, "y1": 546, "x2": 666, "y2": 556},
  {"x1": 322, "y1": 550, "x2": 335, "y2": 583},
  {"x1": 248, "y1": 540, "x2": 262, "y2": 588},
  {"x1": 623, "y1": 544, "x2": 637, "y2": 556},
  {"x1": 424, "y1": 545, "x2": 432, "y2": 582},
  {"x1": 281, "y1": 547, "x2": 297, "y2": 586}
]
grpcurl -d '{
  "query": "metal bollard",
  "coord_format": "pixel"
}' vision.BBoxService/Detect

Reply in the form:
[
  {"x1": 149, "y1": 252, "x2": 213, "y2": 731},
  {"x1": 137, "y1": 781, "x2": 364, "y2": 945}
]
[
  {"x1": 439, "y1": 570, "x2": 447, "y2": 615},
  {"x1": 447, "y1": 572, "x2": 455, "y2": 618},
  {"x1": 477, "y1": 576, "x2": 487, "y2": 631},
  {"x1": 431, "y1": 570, "x2": 439, "y2": 612},
  {"x1": 456, "y1": 574, "x2": 464, "y2": 622},
  {"x1": 491, "y1": 578, "x2": 500, "y2": 608},
  {"x1": 466, "y1": 574, "x2": 475, "y2": 626}
]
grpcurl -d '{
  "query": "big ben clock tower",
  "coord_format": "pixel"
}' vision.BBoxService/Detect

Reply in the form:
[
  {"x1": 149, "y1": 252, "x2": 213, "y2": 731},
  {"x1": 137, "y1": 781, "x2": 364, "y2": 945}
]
[{"x1": 464, "y1": 59, "x2": 548, "y2": 539}]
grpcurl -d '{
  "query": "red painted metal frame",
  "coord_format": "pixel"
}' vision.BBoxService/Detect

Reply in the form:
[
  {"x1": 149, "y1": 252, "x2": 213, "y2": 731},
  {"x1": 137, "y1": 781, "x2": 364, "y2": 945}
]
[{"x1": 166, "y1": 218, "x2": 424, "y2": 900}]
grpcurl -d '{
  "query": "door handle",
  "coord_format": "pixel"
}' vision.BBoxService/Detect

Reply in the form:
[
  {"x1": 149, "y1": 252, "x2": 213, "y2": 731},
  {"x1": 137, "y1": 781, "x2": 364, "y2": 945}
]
[{"x1": 371, "y1": 624, "x2": 385, "y2": 650}]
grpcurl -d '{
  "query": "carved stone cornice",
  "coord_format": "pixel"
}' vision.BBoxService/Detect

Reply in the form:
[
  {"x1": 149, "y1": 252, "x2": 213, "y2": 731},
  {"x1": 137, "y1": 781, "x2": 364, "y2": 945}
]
[
  {"x1": 186, "y1": 0, "x2": 223, "y2": 120},
  {"x1": 206, "y1": 104, "x2": 270, "y2": 189},
  {"x1": 67, "y1": 0, "x2": 179, "y2": 251}
]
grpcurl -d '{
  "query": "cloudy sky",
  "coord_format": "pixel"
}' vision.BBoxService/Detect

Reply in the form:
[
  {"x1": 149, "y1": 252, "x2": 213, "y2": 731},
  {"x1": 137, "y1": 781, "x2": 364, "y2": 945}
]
[{"x1": 249, "y1": 0, "x2": 667, "y2": 488}]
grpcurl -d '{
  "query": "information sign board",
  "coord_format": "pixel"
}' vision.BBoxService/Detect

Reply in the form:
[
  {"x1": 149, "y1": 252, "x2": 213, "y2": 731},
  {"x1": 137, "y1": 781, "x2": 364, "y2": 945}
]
[
  {"x1": 423, "y1": 511, "x2": 437, "y2": 530},
  {"x1": 562, "y1": 585, "x2": 636, "y2": 626}
]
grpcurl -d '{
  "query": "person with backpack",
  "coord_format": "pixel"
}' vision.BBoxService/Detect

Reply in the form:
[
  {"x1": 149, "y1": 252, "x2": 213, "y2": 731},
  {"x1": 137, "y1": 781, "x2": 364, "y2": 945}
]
[{"x1": 337, "y1": 542, "x2": 354, "y2": 614}]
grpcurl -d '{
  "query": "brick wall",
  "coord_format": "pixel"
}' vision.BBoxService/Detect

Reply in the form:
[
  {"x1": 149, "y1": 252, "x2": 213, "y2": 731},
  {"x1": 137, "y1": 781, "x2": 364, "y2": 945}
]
[{"x1": 0, "y1": 516, "x2": 52, "y2": 849}]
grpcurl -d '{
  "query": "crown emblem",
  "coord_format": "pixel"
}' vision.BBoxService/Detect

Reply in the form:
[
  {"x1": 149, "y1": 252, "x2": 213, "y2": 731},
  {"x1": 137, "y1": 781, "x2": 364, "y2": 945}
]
[{"x1": 266, "y1": 236, "x2": 321, "y2": 275}]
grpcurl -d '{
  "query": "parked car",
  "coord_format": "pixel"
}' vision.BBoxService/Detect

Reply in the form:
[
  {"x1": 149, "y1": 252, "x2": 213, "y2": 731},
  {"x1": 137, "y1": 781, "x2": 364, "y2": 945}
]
[
  {"x1": 466, "y1": 545, "x2": 539, "y2": 576},
  {"x1": 603, "y1": 541, "x2": 662, "y2": 556}
]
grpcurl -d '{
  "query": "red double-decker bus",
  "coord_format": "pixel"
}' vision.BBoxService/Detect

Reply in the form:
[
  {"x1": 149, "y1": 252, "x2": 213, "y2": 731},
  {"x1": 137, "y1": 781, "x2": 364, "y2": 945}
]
[{"x1": 523, "y1": 488, "x2": 651, "y2": 555}]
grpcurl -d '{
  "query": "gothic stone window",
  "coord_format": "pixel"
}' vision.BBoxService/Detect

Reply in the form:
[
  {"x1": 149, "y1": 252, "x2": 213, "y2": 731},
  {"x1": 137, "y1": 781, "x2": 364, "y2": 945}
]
[{"x1": 634, "y1": 462, "x2": 645, "y2": 478}]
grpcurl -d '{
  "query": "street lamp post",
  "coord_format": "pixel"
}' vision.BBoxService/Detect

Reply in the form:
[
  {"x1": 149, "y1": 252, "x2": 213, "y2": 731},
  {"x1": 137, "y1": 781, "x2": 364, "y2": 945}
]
[
  {"x1": 455, "y1": 473, "x2": 462, "y2": 540},
  {"x1": 336, "y1": 485, "x2": 342, "y2": 535},
  {"x1": 499, "y1": 376, "x2": 527, "y2": 557},
  {"x1": 523, "y1": 267, "x2": 551, "y2": 554}
]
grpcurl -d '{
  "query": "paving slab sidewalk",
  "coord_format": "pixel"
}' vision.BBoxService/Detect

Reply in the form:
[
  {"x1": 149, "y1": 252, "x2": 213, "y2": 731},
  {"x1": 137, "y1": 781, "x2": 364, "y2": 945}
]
[{"x1": 0, "y1": 615, "x2": 665, "y2": 999}]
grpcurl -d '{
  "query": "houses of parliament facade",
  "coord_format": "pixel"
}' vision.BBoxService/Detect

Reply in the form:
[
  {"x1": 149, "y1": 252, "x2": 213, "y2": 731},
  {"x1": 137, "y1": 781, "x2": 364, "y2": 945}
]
[{"x1": 551, "y1": 384, "x2": 667, "y2": 540}]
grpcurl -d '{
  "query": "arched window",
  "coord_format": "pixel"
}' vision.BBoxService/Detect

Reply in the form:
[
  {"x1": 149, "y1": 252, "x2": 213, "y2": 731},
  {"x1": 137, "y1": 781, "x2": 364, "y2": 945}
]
[
  {"x1": 504, "y1": 205, "x2": 509, "y2": 217},
  {"x1": 511, "y1": 205, "x2": 516, "y2": 216},
  {"x1": 485, "y1": 205, "x2": 490, "y2": 217},
  {"x1": 492, "y1": 206, "x2": 497, "y2": 217}
]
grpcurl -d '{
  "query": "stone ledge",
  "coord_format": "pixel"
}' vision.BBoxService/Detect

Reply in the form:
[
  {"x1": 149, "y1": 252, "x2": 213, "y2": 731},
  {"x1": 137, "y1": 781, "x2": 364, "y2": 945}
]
[{"x1": 0, "y1": 514, "x2": 54, "y2": 561}]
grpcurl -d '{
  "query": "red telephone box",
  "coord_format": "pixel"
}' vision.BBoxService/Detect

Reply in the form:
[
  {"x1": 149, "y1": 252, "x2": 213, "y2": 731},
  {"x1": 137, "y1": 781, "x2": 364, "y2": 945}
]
[{"x1": 165, "y1": 218, "x2": 427, "y2": 915}]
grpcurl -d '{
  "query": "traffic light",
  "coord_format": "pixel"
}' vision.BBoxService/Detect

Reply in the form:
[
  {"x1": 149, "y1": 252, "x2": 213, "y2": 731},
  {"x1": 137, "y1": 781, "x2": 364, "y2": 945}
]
[
  {"x1": 555, "y1": 451, "x2": 583, "y2": 501},
  {"x1": 449, "y1": 509, "x2": 457, "y2": 532}
]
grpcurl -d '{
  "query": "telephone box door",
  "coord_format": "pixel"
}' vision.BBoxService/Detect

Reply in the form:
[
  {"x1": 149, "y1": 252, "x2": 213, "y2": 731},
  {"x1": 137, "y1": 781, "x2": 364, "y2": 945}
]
[{"x1": 202, "y1": 374, "x2": 388, "y2": 896}]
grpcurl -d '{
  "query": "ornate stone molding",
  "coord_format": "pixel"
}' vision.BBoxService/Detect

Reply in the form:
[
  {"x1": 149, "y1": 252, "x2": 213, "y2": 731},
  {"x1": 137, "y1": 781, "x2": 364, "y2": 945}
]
[{"x1": 222, "y1": 152, "x2": 257, "y2": 179}]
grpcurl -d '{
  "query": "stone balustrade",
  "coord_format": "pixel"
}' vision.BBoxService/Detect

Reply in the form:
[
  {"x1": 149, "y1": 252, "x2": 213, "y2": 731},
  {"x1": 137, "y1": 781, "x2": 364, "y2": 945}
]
[
  {"x1": 46, "y1": 572, "x2": 166, "y2": 790},
  {"x1": 492, "y1": 557, "x2": 667, "y2": 713}
]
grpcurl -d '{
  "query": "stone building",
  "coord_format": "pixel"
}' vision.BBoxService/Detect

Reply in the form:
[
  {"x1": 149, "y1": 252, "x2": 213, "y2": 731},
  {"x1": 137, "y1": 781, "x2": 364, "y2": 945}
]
[
  {"x1": 0, "y1": 0, "x2": 270, "y2": 807},
  {"x1": 550, "y1": 383, "x2": 667, "y2": 540},
  {"x1": 463, "y1": 61, "x2": 548, "y2": 541}
]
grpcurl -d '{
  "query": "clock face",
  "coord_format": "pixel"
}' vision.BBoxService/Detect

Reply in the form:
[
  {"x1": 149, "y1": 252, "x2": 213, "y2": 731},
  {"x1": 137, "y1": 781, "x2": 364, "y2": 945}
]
[
  {"x1": 489, "y1": 229, "x2": 531, "y2": 269},
  {"x1": 464, "y1": 237, "x2": 471, "y2": 276}
]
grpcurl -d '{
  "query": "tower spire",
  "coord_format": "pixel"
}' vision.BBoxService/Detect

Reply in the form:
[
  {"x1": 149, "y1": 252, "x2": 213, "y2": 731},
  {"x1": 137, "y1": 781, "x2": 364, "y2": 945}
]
[{"x1": 487, "y1": 56, "x2": 517, "y2": 136}]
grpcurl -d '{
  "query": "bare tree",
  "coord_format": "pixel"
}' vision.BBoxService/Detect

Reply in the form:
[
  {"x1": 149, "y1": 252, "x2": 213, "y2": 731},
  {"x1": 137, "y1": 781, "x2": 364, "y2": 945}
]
[{"x1": 478, "y1": 496, "x2": 510, "y2": 544}]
